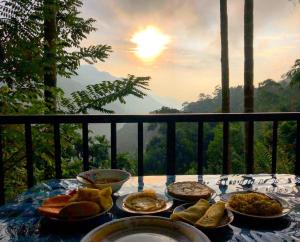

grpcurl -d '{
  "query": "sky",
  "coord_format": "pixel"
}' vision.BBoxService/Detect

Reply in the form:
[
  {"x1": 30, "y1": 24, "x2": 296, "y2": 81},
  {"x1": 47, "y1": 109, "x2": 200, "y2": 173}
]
[{"x1": 80, "y1": 0, "x2": 300, "y2": 104}]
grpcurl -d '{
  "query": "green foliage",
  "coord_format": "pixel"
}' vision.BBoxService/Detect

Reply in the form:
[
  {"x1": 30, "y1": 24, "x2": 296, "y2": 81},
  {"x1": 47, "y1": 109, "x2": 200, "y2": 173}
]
[
  {"x1": 144, "y1": 136, "x2": 166, "y2": 175},
  {"x1": 62, "y1": 75, "x2": 150, "y2": 114},
  {"x1": 116, "y1": 153, "x2": 137, "y2": 176},
  {"x1": 0, "y1": 0, "x2": 149, "y2": 201},
  {"x1": 0, "y1": 0, "x2": 149, "y2": 114},
  {"x1": 144, "y1": 79, "x2": 299, "y2": 175},
  {"x1": 284, "y1": 59, "x2": 300, "y2": 87}
]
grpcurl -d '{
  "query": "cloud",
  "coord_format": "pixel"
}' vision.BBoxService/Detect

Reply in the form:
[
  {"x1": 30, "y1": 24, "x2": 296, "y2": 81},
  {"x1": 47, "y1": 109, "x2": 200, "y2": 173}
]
[{"x1": 80, "y1": 0, "x2": 300, "y2": 102}]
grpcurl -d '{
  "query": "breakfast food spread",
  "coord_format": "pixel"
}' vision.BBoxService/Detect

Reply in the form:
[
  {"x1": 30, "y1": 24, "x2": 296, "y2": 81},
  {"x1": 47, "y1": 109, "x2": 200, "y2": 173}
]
[
  {"x1": 167, "y1": 181, "x2": 214, "y2": 201},
  {"x1": 37, "y1": 187, "x2": 112, "y2": 219},
  {"x1": 124, "y1": 190, "x2": 166, "y2": 212},
  {"x1": 228, "y1": 192, "x2": 283, "y2": 216}
]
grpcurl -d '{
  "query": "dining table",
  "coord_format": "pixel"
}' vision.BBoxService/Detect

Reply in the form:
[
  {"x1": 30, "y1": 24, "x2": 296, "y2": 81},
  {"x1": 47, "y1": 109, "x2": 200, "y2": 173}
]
[{"x1": 0, "y1": 174, "x2": 300, "y2": 242}]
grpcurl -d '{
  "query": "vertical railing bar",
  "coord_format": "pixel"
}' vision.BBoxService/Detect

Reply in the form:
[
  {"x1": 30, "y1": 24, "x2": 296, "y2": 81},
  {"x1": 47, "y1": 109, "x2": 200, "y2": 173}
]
[
  {"x1": 223, "y1": 121, "x2": 230, "y2": 174},
  {"x1": 0, "y1": 126, "x2": 4, "y2": 205},
  {"x1": 295, "y1": 120, "x2": 300, "y2": 175},
  {"x1": 82, "y1": 123, "x2": 89, "y2": 171},
  {"x1": 271, "y1": 121, "x2": 278, "y2": 174},
  {"x1": 167, "y1": 121, "x2": 176, "y2": 175},
  {"x1": 54, "y1": 123, "x2": 62, "y2": 179},
  {"x1": 245, "y1": 121, "x2": 254, "y2": 174},
  {"x1": 25, "y1": 123, "x2": 34, "y2": 188},
  {"x1": 197, "y1": 122, "x2": 204, "y2": 175},
  {"x1": 138, "y1": 122, "x2": 144, "y2": 176},
  {"x1": 111, "y1": 122, "x2": 117, "y2": 169}
]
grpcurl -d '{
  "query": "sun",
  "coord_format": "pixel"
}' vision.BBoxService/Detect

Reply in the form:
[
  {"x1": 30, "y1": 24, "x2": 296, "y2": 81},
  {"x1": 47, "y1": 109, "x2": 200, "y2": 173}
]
[{"x1": 131, "y1": 26, "x2": 170, "y2": 62}]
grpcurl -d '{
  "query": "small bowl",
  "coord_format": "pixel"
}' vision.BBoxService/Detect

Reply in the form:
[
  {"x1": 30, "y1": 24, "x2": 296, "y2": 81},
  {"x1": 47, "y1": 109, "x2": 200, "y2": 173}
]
[{"x1": 77, "y1": 169, "x2": 131, "y2": 193}]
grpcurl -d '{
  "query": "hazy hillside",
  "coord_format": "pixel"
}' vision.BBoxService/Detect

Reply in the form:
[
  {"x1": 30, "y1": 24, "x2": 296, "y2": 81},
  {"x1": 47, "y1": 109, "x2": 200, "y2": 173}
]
[
  {"x1": 117, "y1": 123, "x2": 159, "y2": 154},
  {"x1": 58, "y1": 65, "x2": 180, "y2": 139},
  {"x1": 58, "y1": 65, "x2": 180, "y2": 115}
]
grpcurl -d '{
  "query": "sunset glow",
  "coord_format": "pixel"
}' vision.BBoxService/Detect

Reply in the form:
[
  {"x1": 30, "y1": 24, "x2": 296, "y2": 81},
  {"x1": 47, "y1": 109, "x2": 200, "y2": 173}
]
[{"x1": 131, "y1": 26, "x2": 170, "y2": 62}]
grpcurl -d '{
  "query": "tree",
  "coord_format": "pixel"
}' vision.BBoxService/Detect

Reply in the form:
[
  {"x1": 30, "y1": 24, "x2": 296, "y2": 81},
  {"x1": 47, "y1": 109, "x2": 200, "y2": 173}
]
[
  {"x1": 220, "y1": 0, "x2": 230, "y2": 173},
  {"x1": 244, "y1": 0, "x2": 254, "y2": 173},
  {"x1": 0, "y1": 0, "x2": 150, "y2": 200},
  {"x1": 284, "y1": 59, "x2": 300, "y2": 87},
  {"x1": 43, "y1": 0, "x2": 57, "y2": 112},
  {"x1": 0, "y1": 0, "x2": 150, "y2": 114}
]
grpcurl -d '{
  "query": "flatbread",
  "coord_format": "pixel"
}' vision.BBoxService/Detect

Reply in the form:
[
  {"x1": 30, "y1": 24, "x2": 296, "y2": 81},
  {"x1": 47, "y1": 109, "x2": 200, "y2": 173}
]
[
  {"x1": 124, "y1": 191, "x2": 166, "y2": 212},
  {"x1": 167, "y1": 181, "x2": 214, "y2": 201},
  {"x1": 171, "y1": 199, "x2": 210, "y2": 224}
]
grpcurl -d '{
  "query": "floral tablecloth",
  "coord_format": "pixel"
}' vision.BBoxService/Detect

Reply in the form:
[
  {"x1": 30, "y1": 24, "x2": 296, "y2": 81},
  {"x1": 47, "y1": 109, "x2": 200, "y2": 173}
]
[{"x1": 0, "y1": 174, "x2": 300, "y2": 242}]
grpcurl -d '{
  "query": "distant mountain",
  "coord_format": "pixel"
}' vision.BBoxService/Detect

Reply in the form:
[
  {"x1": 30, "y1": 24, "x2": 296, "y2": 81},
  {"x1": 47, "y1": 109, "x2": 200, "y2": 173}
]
[
  {"x1": 57, "y1": 65, "x2": 180, "y2": 140},
  {"x1": 58, "y1": 65, "x2": 180, "y2": 114}
]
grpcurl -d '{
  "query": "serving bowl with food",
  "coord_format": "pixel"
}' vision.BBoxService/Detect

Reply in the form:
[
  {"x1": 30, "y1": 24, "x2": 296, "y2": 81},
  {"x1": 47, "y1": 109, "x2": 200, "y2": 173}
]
[
  {"x1": 117, "y1": 189, "x2": 173, "y2": 214},
  {"x1": 37, "y1": 187, "x2": 113, "y2": 222},
  {"x1": 166, "y1": 181, "x2": 215, "y2": 202},
  {"x1": 171, "y1": 199, "x2": 233, "y2": 229},
  {"x1": 223, "y1": 191, "x2": 291, "y2": 219},
  {"x1": 77, "y1": 169, "x2": 131, "y2": 193}
]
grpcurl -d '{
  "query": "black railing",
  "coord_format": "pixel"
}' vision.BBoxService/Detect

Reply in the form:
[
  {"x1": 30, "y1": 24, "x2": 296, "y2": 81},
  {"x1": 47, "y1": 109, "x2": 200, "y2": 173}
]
[{"x1": 1, "y1": 112, "x2": 300, "y2": 205}]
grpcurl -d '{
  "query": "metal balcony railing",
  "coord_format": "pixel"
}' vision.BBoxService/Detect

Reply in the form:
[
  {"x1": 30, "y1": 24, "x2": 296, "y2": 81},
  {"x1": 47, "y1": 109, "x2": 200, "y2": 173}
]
[{"x1": 0, "y1": 112, "x2": 300, "y2": 205}]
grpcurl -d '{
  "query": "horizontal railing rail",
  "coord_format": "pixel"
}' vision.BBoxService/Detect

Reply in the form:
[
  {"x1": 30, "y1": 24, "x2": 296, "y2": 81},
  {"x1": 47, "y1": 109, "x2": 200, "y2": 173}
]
[
  {"x1": 1, "y1": 112, "x2": 300, "y2": 124},
  {"x1": 0, "y1": 112, "x2": 300, "y2": 205}
]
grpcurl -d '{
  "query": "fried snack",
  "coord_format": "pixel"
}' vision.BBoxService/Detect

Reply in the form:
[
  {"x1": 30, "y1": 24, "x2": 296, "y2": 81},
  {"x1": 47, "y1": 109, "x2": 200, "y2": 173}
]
[
  {"x1": 124, "y1": 190, "x2": 166, "y2": 212},
  {"x1": 167, "y1": 182, "x2": 213, "y2": 201},
  {"x1": 38, "y1": 187, "x2": 113, "y2": 219},
  {"x1": 98, "y1": 187, "x2": 113, "y2": 210},
  {"x1": 228, "y1": 193, "x2": 283, "y2": 216},
  {"x1": 69, "y1": 188, "x2": 102, "y2": 206},
  {"x1": 42, "y1": 194, "x2": 72, "y2": 207},
  {"x1": 195, "y1": 202, "x2": 225, "y2": 228},
  {"x1": 170, "y1": 199, "x2": 210, "y2": 224},
  {"x1": 59, "y1": 201, "x2": 101, "y2": 218},
  {"x1": 69, "y1": 187, "x2": 112, "y2": 210}
]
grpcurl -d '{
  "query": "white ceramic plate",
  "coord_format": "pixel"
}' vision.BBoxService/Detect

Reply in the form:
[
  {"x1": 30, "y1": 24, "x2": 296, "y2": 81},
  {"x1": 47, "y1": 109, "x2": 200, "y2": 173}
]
[{"x1": 81, "y1": 216, "x2": 211, "y2": 242}]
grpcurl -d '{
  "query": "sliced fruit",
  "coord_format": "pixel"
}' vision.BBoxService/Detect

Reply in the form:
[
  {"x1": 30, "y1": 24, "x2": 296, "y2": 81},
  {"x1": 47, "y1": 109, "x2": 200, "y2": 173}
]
[
  {"x1": 59, "y1": 201, "x2": 101, "y2": 218},
  {"x1": 42, "y1": 194, "x2": 72, "y2": 207}
]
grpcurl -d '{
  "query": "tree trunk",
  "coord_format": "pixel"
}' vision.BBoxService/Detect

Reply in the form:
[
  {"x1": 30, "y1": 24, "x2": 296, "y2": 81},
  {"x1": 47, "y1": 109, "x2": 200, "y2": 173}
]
[
  {"x1": 43, "y1": 0, "x2": 57, "y2": 113},
  {"x1": 244, "y1": 0, "x2": 254, "y2": 173},
  {"x1": 220, "y1": 0, "x2": 231, "y2": 174}
]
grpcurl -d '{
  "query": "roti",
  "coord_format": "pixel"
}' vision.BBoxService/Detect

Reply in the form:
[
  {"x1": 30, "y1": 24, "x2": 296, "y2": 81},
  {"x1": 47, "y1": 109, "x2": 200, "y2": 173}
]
[
  {"x1": 167, "y1": 181, "x2": 214, "y2": 201},
  {"x1": 124, "y1": 192, "x2": 166, "y2": 212}
]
